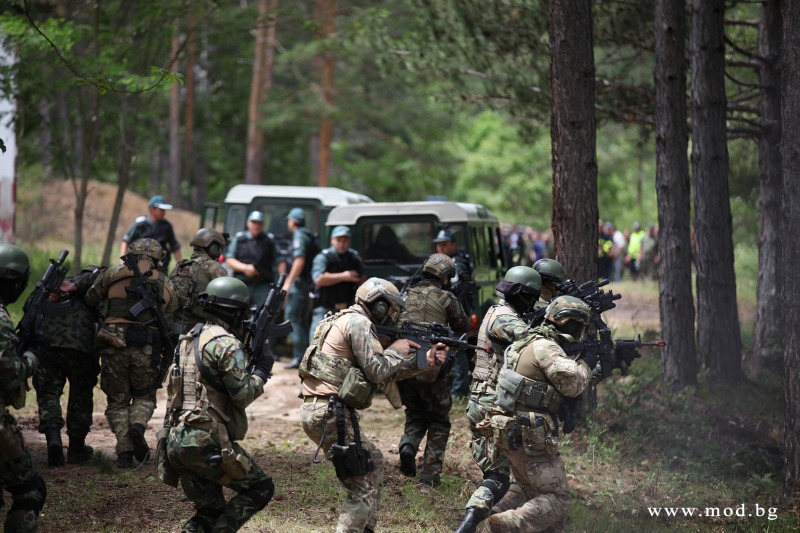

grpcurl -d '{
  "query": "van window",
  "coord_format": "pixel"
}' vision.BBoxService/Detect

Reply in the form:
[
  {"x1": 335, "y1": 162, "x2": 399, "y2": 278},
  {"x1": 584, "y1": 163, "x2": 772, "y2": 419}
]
[
  {"x1": 471, "y1": 226, "x2": 486, "y2": 267},
  {"x1": 362, "y1": 222, "x2": 433, "y2": 265},
  {"x1": 249, "y1": 203, "x2": 320, "y2": 238}
]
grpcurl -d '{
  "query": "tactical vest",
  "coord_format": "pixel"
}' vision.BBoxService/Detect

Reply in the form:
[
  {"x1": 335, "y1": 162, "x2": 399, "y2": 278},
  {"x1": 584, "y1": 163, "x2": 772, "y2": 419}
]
[
  {"x1": 473, "y1": 304, "x2": 517, "y2": 386},
  {"x1": 397, "y1": 283, "x2": 451, "y2": 325},
  {"x1": 170, "y1": 256, "x2": 219, "y2": 327},
  {"x1": 232, "y1": 232, "x2": 274, "y2": 285},
  {"x1": 495, "y1": 333, "x2": 562, "y2": 416},
  {"x1": 167, "y1": 324, "x2": 249, "y2": 442},
  {"x1": 104, "y1": 262, "x2": 169, "y2": 323},
  {"x1": 298, "y1": 309, "x2": 357, "y2": 388},
  {"x1": 315, "y1": 249, "x2": 361, "y2": 310},
  {"x1": 297, "y1": 227, "x2": 320, "y2": 279}
]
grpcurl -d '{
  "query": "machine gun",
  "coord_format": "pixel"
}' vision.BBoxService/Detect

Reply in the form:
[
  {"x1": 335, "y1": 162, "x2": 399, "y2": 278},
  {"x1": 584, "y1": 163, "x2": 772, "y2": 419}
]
[
  {"x1": 375, "y1": 320, "x2": 474, "y2": 369},
  {"x1": 121, "y1": 253, "x2": 176, "y2": 388},
  {"x1": 16, "y1": 249, "x2": 70, "y2": 356},
  {"x1": 243, "y1": 273, "x2": 292, "y2": 379}
]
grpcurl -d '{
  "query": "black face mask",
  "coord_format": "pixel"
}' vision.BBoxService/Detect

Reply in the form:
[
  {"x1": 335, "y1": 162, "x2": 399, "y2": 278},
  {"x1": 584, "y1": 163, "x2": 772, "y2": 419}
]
[
  {"x1": 0, "y1": 280, "x2": 26, "y2": 305},
  {"x1": 558, "y1": 320, "x2": 587, "y2": 341}
]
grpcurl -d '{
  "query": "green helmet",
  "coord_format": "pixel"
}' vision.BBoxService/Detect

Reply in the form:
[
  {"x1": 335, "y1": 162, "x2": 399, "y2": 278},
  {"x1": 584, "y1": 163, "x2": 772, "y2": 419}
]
[
  {"x1": 200, "y1": 276, "x2": 250, "y2": 310},
  {"x1": 190, "y1": 228, "x2": 227, "y2": 258},
  {"x1": 129, "y1": 238, "x2": 163, "y2": 261},
  {"x1": 422, "y1": 253, "x2": 456, "y2": 282},
  {"x1": 533, "y1": 258, "x2": 566, "y2": 284},
  {"x1": 495, "y1": 266, "x2": 541, "y2": 314},
  {"x1": 545, "y1": 295, "x2": 591, "y2": 326},
  {"x1": 0, "y1": 244, "x2": 30, "y2": 304},
  {"x1": 355, "y1": 277, "x2": 405, "y2": 324}
]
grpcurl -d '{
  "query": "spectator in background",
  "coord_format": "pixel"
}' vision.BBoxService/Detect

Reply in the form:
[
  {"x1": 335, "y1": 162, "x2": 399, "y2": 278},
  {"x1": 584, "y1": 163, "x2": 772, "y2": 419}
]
[
  {"x1": 626, "y1": 222, "x2": 646, "y2": 280},
  {"x1": 639, "y1": 224, "x2": 659, "y2": 280},
  {"x1": 226, "y1": 211, "x2": 281, "y2": 306},
  {"x1": 283, "y1": 208, "x2": 319, "y2": 369},
  {"x1": 609, "y1": 222, "x2": 627, "y2": 282},
  {"x1": 121, "y1": 195, "x2": 182, "y2": 273},
  {"x1": 597, "y1": 221, "x2": 614, "y2": 280}
]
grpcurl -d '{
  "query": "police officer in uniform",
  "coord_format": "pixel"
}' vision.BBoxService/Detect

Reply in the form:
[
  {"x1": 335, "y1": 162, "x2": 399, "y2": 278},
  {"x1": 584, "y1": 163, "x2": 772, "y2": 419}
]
[
  {"x1": 171, "y1": 228, "x2": 229, "y2": 337},
  {"x1": 283, "y1": 208, "x2": 318, "y2": 369},
  {"x1": 299, "y1": 278, "x2": 444, "y2": 533},
  {"x1": 0, "y1": 244, "x2": 47, "y2": 532},
  {"x1": 457, "y1": 266, "x2": 541, "y2": 532},
  {"x1": 486, "y1": 296, "x2": 600, "y2": 532},
  {"x1": 396, "y1": 253, "x2": 468, "y2": 487},
  {"x1": 121, "y1": 195, "x2": 182, "y2": 273},
  {"x1": 225, "y1": 211, "x2": 280, "y2": 306},
  {"x1": 309, "y1": 225, "x2": 364, "y2": 342},
  {"x1": 162, "y1": 277, "x2": 274, "y2": 533},
  {"x1": 86, "y1": 238, "x2": 178, "y2": 468},
  {"x1": 35, "y1": 264, "x2": 105, "y2": 466}
]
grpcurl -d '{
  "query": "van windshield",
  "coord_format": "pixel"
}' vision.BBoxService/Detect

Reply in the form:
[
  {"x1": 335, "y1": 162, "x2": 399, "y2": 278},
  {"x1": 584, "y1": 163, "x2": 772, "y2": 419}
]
[{"x1": 361, "y1": 222, "x2": 433, "y2": 265}]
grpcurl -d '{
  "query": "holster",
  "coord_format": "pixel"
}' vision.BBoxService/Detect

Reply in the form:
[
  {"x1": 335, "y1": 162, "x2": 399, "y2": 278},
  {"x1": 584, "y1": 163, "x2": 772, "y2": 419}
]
[{"x1": 330, "y1": 398, "x2": 374, "y2": 481}]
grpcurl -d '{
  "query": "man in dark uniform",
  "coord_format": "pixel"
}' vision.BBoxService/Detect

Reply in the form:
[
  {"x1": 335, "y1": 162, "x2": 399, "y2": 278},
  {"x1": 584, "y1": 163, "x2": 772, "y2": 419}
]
[
  {"x1": 121, "y1": 195, "x2": 182, "y2": 273},
  {"x1": 225, "y1": 211, "x2": 281, "y2": 306},
  {"x1": 309, "y1": 225, "x2": 364, "y2": 341},
  {"x1": 283, "y1": 207, "x2": 319, "y2": 369},
  {"x1": 433, "y1": 229, "x2": 474, "y2": 398}
]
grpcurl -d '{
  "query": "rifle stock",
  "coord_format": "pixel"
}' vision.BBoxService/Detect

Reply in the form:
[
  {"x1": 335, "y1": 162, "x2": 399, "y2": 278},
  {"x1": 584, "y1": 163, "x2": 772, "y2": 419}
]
[{"x1": 16, "y1": 249, "x2": 69, "y2": 356}]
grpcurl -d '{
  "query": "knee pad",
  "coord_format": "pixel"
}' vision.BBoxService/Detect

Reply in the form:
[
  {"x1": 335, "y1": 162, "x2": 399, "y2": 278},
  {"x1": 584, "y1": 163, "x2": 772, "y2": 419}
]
[
  {"x1": 480, "y1": 470, "x2": 510, "y2": 504},
  {"x1": 8, "y1": 475, "x2": 46, "y2": 515},
  {"x1": 243, "y1": 478, "x2": 274, "y2": 512}
]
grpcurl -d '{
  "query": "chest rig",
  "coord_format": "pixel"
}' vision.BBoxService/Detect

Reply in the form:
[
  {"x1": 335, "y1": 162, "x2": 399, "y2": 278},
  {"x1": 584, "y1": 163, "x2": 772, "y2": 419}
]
[
  {"x1": 494, "y1": 332, "x2": 561, "y2": 416},
  {"x1": 298, "y1": 309, "x2": 357, "y2": 388},
  {"x1": 473, "y1": 304, "x2": 516, "y2": 387}
]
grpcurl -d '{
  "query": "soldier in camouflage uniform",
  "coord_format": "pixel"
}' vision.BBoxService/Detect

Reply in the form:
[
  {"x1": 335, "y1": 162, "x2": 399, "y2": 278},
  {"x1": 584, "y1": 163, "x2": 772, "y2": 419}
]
[
  {"x1": 299, "y1": 278, "x2": 444, "y2": 533},
  {"x1": 0, "y1": 244, "x2": 47, "y2": 532},
  {"x1": 532, "y1": 258, "x2": 566, "y2": 307},
  {"x1": 456, "y1": 266, "x2": 541, "y2": 533},
  {"x1": 34, "y1": 265, "x2": 106, "y2": 466},
  {"x1": 396, "y1": 254, "x2": 468, "y2": 487},
  {"x1": 486, "y1": 296, "x2": 600, "y2": 532},
  {"x1": 170, "y1": 228, "x2": 229, "y2": 338},
  {"x1": 86, "y1": 238, "x2": 177, "y2": 468},
  {"x1": 162, "y1": 277, "x2": 274, "y2": 533}
]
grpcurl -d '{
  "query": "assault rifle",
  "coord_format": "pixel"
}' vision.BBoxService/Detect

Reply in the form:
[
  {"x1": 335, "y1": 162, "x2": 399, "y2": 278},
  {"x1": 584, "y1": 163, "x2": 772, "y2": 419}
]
[
  {"x1": 16, "y1": 249, "x2": 70, "y2": 356},
  {"x1": 121, "y1": 253, "x2": 175, "y2": 388},
  {"x1": 243, "y1": 273, "x2": 292, "y2": 379},
  {"x1": 524, "y1": 278, "x2": 621, "y2": 328},
  {"x1": 375, "y1": 320, "x2": 474, "y2": 369}
]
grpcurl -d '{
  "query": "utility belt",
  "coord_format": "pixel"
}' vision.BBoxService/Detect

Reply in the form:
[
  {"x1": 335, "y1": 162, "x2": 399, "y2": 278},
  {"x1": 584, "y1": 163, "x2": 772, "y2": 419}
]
[
  {"x1": 491, "y1": 411, "x2": 559, "y2": 459},
  {"x1": 95, "y1": 323, "x2": 162, "y2": 361},
  {"x1": 312, "y1": 396, "x2": 374, "y2": 481}
]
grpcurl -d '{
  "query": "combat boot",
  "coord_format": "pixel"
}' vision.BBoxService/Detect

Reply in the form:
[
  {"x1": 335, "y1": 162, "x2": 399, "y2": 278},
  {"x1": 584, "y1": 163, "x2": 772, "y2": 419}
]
[
  {"x1": 418, "y1": 474, "x2": 441, "y2": 488},
  {"x1": 45, "y1": 426, "x2": 65, "y2": 467},
  {"x1": 116, "y1": 451, "x2": 134, "y2": 468},
  {"x1": 454, "y1": 508, "x2": 488, "y2": 533},
  {"x1": 67, "y1": 436, "x2": 94, "y2": 464},
  {"x1": 127, "y1": 423, "x2": 150, "y2": 462},
  {"x1": 399, "y1": 444, "x2": 417, "y2": 477}
]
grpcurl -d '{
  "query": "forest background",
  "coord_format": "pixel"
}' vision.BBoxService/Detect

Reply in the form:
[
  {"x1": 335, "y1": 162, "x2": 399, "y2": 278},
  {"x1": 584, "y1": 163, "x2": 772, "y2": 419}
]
[{"x1": 0, "y1": 0, "x2": 798, "y2": 531}]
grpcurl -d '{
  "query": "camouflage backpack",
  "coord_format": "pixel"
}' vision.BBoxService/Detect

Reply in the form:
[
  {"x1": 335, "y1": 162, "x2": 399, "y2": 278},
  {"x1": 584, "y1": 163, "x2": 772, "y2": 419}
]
[{"x1": 170, "y1": 258, "x2": 224, "y2": 324}]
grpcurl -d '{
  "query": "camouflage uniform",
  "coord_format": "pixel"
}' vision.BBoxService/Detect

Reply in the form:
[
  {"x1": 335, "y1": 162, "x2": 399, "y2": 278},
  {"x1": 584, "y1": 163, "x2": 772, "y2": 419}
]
[
  {"x1": 299, "y1": 305, "x2": 418, "y2": 533},
  {"x1": 0, "y1": 304, "x2": 45, "y2": 532},
  {"x1": 396, "y1": 279, "x2": 468, "y2": 485},
  {"x1": 464, "y1": 302, "x2": 531, "y2": 515},
  {"x1": 33, "y1": 266, "x2": 104, "y2": 459},
  {"x1": 85, "y1": 256, "x2": 177, "y2": 459},
  {"x1": 487, "y1": 324, "x2": 593, "y2": 532},
  {"x1": 169, "y1": 251, "x2": 228, "y2": 336},
  {"x1": 164, "y1": 318, "x2": 273, "y2": 532}
]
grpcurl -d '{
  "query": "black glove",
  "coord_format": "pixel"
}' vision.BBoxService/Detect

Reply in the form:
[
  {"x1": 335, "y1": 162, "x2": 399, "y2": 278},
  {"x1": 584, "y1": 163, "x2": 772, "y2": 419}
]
[
  {"x1": 251, "y1": 354, "x2": 275, "y2": 382},
  {"x1": 581, "y1": 350, "x2": 599, "y2": 371}
]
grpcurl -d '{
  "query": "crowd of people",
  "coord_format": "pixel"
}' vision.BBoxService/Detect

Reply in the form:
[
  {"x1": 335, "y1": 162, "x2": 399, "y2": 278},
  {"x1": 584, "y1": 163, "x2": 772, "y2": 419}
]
[{"x1": 0, "y1": 194, "x2": 629, "y2": 532}]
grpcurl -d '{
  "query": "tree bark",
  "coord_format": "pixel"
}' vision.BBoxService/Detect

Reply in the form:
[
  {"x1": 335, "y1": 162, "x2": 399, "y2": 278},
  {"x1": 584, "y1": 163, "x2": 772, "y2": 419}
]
[
  {"x1": 780, "y1": 0, "x2": 799, "y2": 499},
  {"x1": 549, "y1": 0, "x2": 598, "y2": 283},
  {"x1": 753, "y1": 0, "x2": 783, "y2": 361},
  {"x1": 690, "y1": 0, "x2": 743, "y2": 382},
  {"x1": 654, "y1": 0, "x2": 697, "y2": 389},
  {"x1": 181, "y1": 13, "x2": 196, "y2": 207},
  {"x1": 168, "y1": 30, "x2": 181, "y2": 207},
  {"x1": 315, "y1": 0, "x2": 335, "y2": 187}
]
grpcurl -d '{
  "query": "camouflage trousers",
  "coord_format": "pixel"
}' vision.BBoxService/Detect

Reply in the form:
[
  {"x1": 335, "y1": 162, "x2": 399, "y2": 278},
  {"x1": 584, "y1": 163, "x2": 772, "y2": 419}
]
[
  {"x1": 0, "y1": 410, "x2": 45, "y2": 533},
  {"x1": 33, "y1": 347, "x2": 99, "y2": 437},
  {"x1": 99, "y1": 343, "x2": 158, "y2": 455},
  {"x1": 167, "y1": 424, "x2": 274, "y2": 533},
  {"x1": 397, "y1": 377, "x2": 452, "y2": 482},
  {"x1": 488, "y1": 453, "x2": 571, "y2": 532},
  {"x1": 464, "y1": 392, "x2": 511, "y2": 514},
  {"x1": 300, "y1": 397, "x2": 385, "y2": 533}
]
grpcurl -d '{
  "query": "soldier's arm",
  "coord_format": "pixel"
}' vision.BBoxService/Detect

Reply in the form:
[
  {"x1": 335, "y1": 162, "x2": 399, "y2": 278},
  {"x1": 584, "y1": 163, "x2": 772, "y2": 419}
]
[
  {"x1": 444, "y1": 292, "x2": 469, "y2": 334},
  {"x1": 490, "y1": 313, "x2": 531, "y2": 345},
  {"x1": 534, "y1": 341, "x2": 593, "y2": 398},
  {"x1": 214, "y1": 340, "x2": 264, "y2": 408},
  {"x1": 349, "y1": 316, "x2": 416, "y2": 383},
  {"x1": 0, "y1": 314, "x2": 33, "y2": 388}
]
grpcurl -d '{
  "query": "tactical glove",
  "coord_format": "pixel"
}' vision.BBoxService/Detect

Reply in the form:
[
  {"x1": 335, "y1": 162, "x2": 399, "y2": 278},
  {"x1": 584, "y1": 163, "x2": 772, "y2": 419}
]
[{"x1": 251, "y1": 354, "x2": 274, "y2": 382}]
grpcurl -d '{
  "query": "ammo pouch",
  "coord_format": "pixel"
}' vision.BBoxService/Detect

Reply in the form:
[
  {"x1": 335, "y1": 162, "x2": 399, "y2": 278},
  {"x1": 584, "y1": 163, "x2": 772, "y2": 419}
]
[
  {"x1": 219, "y1": 447, "x2": 252, "y2": 481},
  {"x1": 96, "y1": 326, "x2": 126, "y2": 349},
  {"x1": 338, "y1": 367, "x2": 376, "y2": 410},
  {"x1": 495, "y1": 368, "x2": 526, "y2": 411},
  {"x1": 330, "y1": 398, "x2": 374, "y2": 481},
  {"x1": 155, "y1": 427, "x2": 179, "y2": 487}
]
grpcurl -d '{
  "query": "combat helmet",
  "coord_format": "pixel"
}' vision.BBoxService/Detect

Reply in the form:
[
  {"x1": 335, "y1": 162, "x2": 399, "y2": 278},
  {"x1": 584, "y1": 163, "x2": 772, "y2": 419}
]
[
  {"x1": 129, "y1": 238, "x2": 163, "y2": 263},
  {"x1": 190, "y1": 228, "x2": 227, "y2": 258},
  {"x1": 355, "y1": 277, "x2": 405, "y2": 324},
  {"x1": 0, "y1": 244, "x2": 30, "y2": 304},
  {"x1": 545, "y1": 295, "x2": 592, "y2": 342},
  {"x1": 533, "y1": 258, "x2": 566, "y2": 285},
  {"x1": 421, "y1": 253, "x2": 456, "y2": 283},
  {"x1": 199, "y1": 277, "x2": 251, "y2": 311},
  {"x1": 495, "y1": 266, "x2": 541, "y2": 314}
]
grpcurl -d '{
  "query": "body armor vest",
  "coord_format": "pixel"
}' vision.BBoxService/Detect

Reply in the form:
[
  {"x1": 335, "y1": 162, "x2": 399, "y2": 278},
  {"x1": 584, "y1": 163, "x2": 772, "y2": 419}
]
[
  {"x1": 495, "y1": 334, "x2": 561, "y2": 415},
  {"x1": 398, "y1": 283, "x2": 450, "y2": 325},
  {"x1": 299, "y1": 309, "x2": 357, "y2": 388},
  {"x1": 473, "y1": 304, "x2": 517, "y2": 385},
  {"x1": 315, "y1": 249, "x2": 361, "y2": 309},
  {"x1": 232, "y1": 232, "x2": 275, "y2": 285},
  {"x1": 104, "y1": 262, "x2": 168, "y2": 323}
]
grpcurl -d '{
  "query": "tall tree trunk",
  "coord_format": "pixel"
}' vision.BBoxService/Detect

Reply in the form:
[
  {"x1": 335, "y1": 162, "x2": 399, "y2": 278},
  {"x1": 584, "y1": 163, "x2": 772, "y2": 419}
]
[
  {"x1": 690, "y1": 0, "x2": 743, "y2": 382},
  {"x1": 181, "y1": 13, "x2": 196, "y2": 207},
  {"x1": 549, "y1": 0, "x2": 598, "y2": 283},
  {"x1": 245, "y1": 0, "x2": 278, "y2": 185},
  {"x1": 753, "y1": 0, "x2": 783, "y2": 361},
  {"x1": 655, "y1": 0, "x2": 697, "y2": 389},
  {"x1": 315, "y1": 0, "x2": 335, "y2": 187},
  {"x1": 168, "y1": 30, "x2": 181, "y2": 206},
  {"x1": 780, "y1": 0, "x2": 799, "y2": 499}
]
